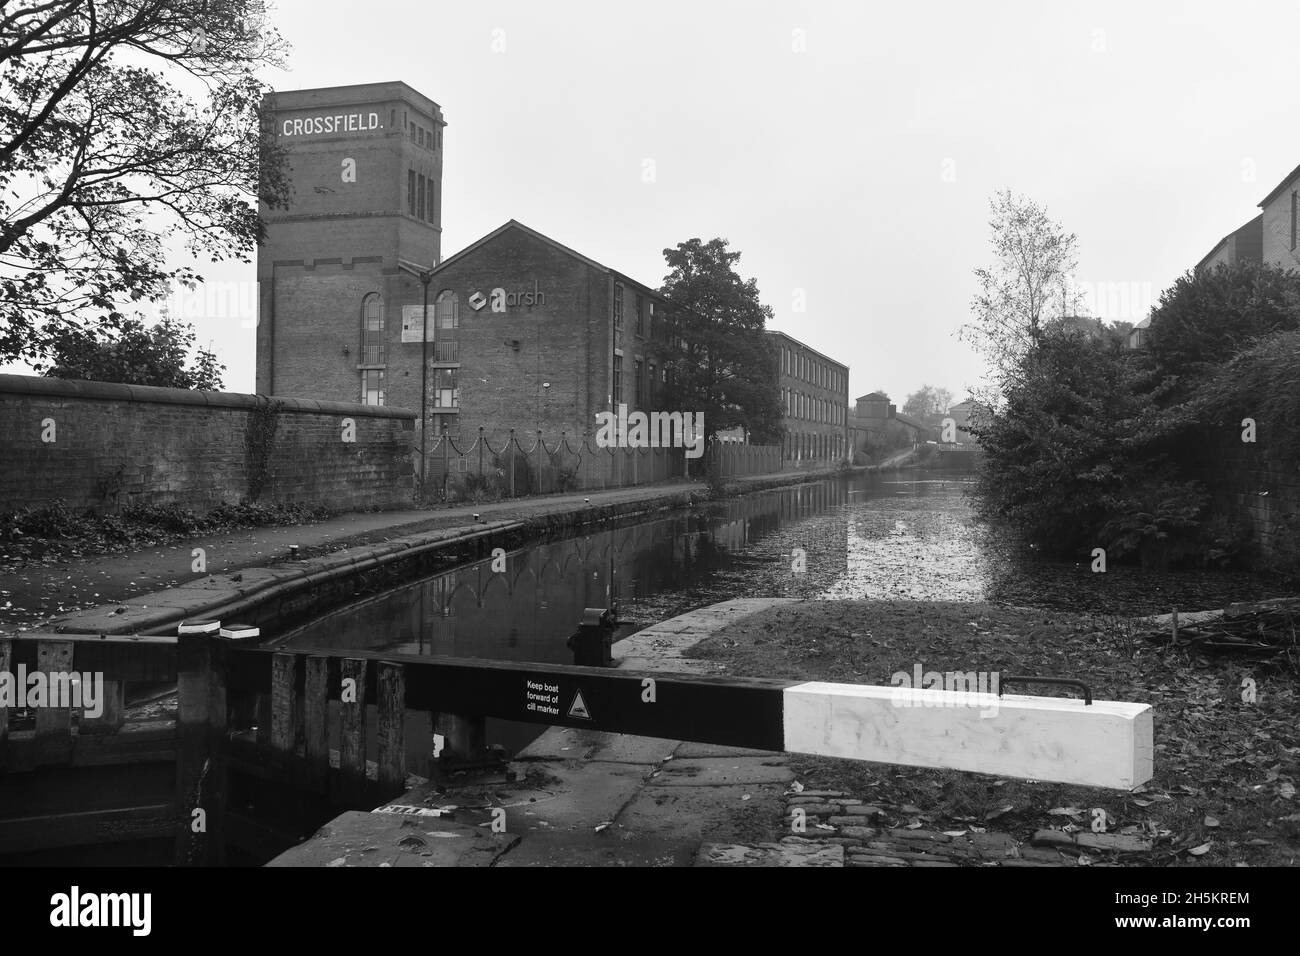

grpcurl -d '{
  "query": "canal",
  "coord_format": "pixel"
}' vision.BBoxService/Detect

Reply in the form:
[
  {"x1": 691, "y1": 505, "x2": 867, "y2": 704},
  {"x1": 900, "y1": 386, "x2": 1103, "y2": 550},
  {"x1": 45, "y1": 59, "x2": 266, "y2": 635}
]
[{"x1": 274, "y1": 467, "x2": 1282, "y2": 758}]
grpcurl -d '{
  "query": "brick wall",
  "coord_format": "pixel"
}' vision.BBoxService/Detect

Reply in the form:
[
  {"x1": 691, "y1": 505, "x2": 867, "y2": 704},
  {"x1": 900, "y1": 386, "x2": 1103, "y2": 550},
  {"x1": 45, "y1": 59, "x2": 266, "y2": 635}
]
[
  {"x1": 422, "y1": 225, "x2": 631, "y2": 446},
  {"x1": 1261, "y1": 171, "x2": 1300, "y2": 269},
  {"x1": 0, "y1": 375, "x2": 415, "y2": 513}
]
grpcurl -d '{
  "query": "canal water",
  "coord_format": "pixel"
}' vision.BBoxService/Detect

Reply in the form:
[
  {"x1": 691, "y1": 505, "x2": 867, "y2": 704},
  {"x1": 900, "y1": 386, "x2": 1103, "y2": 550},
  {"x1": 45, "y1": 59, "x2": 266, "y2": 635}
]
[{"x1": 276, "y1": 467, "x2": 1282, "y2": 758}]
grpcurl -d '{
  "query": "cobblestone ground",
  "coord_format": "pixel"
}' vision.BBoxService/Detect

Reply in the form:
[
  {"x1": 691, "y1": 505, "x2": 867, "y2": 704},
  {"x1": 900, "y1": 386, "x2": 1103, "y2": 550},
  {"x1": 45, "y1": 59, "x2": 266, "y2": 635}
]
[{"x1": 776, "y1": 790, "x2": 1154, "y2": 866}]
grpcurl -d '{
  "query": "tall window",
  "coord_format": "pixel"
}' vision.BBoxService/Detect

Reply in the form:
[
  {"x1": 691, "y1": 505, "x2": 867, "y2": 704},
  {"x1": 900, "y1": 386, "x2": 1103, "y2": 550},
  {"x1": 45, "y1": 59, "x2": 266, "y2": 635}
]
[
  {"x1": 635, "y1": 295, "x2": 644, "y2": 336},
  {"x1": 612, "y1": 354, "x2": 623, "y2": 406},
  {"x1": 418, "y1": 174, "x2": 426, "y2": 221},
  {"x1": 407, "y1": 170, "x2": 416, "y2": 215},
  {"x1": 434, "y1": 290, "x2": 458, "y2": 362},
  {"x1": 613, "y1": 284, "x2": 624, "y2": 351},
  {"x1": 647, "y1": 301, "x2": 655, "y2": 339},
  {"x1": 1292, "y1": 191, "x2": 1297, "y2": 251},
  {"x1": 361, "y1": 294, "x2": 384, "y2": 365},
  {"x1": 361, "y1": 369, "x2": 385, "y2": 406},
  {"x1": 648, "y1": 363, "x2": 656, "y2": 405},
  {"x1": 634, "y1": 359, "x2": 644, "y2": 407}
]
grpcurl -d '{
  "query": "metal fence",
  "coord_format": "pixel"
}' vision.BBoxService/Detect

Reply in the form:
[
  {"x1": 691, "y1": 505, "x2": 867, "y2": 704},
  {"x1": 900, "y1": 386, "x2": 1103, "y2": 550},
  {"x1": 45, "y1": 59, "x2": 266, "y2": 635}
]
[
  {"x1": 706, "y1": 441, "x2": 784, "y2": 479},
  {"x1": 419, "y1": 430, "x2": 793, "y2": 500},
  {"x1": 422, "y1": 428, "x2": 686, "y2": 499}
]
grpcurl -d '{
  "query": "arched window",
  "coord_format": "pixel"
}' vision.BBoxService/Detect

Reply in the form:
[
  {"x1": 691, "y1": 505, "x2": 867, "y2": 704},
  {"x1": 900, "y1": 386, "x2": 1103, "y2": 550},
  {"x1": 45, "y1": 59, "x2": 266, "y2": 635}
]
[
  {"x1": 435, "y1": 290, "x2": 458, "y2": 330},
  {"x1": 434, "y1": 290, "x2": 458, "y2": 362},
  {"x1": 361, "y1": 294, "x2": 384, "y2": 365}
]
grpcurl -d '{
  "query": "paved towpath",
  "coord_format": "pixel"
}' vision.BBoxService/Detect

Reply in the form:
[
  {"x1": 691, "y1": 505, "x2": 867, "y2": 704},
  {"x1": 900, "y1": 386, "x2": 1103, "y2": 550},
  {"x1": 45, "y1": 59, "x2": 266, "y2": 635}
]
[{"x1": 1, "y1": 468, "x2": 844, "y2": 635}]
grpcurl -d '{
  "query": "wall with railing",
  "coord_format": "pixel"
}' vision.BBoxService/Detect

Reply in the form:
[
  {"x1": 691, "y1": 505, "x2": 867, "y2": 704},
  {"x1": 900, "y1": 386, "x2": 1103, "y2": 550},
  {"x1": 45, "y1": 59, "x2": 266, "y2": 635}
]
[
  {"x1": 417, "y1": 430, "x2": 803, "y2": 500},
  {"x1": 420, "y1": 428, "x2": 687, "y2": 499}
]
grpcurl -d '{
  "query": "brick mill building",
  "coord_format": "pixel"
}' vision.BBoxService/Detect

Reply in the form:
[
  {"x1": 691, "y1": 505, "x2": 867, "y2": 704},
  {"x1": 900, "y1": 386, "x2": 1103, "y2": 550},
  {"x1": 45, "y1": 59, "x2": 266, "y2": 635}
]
[
  {"x1": 769, "y1": 331, "x2": 849, "y2": 461},
  {"x1": 255, "y1": 81, "x2": 850, "y2": 463}
]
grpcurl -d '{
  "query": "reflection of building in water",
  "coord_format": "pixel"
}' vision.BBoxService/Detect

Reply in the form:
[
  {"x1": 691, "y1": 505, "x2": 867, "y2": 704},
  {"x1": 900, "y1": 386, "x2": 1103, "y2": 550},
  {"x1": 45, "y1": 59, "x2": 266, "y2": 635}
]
[{"x1": 278, "y1": 480, "x2": 853, "y2": 660}]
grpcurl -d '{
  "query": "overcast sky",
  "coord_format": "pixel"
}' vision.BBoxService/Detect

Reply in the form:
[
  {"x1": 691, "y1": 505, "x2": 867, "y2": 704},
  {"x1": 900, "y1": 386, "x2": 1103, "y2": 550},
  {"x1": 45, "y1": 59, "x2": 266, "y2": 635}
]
[{"x1": 24, "y1": 0, "x2": 1300, "y2": 405}]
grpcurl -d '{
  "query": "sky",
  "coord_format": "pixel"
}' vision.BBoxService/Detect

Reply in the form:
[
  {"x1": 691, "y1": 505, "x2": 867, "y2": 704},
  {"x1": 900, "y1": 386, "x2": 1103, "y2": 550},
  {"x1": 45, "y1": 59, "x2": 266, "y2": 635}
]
[{"x1": 14, "y1": 0, "x2": 1300, "y2": 405}]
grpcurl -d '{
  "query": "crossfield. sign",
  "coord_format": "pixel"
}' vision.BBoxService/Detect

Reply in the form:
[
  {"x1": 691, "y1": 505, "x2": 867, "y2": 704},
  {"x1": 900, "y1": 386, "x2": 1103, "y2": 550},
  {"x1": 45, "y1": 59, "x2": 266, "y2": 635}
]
[{"x1": 280, "y1": 112, "x2": 381, "y2": 137}]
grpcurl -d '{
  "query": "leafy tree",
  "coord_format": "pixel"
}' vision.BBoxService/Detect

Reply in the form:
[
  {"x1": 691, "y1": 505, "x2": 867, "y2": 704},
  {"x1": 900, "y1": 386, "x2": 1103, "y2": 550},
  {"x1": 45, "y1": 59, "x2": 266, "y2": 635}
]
[
  {"x1": 902, "y1": 384, "x2": 953, "y2": 425},
  {"x1": 39, "y1": 310, "x2": 225, "y2": 389},
  {"x1": 965, "y1": 190, "x2": 1083, "y2": 385},
  {"x1": 1145, "y1": 261, "x2": 1300, "y2": 387},
  {"x1": 969, "y1": 329, "x2": 1205, "y2": 564},
  {"x1": 658, "y1": 237, "x2": 783, "y2": 446},
  {"x1": 0, "y1": 0, "x2": 291, "y2": 364}
]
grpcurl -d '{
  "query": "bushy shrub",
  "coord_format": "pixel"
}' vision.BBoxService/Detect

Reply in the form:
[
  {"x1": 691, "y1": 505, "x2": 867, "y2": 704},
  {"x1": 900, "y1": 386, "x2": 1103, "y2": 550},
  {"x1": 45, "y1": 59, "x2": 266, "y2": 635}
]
[
  {"x1": 1146, "y1": 261, "x2": 1300, "y2": 386},
  {"x1": 971, "y1": 330, "x2": 1206, "y2": 562}
]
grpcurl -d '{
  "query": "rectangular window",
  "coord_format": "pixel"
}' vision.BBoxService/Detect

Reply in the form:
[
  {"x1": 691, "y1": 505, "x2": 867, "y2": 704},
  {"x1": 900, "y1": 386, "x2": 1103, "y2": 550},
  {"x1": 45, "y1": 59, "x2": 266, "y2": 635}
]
[
  {"x1": 361, "y1": 370, "x2": 385, "y2": 406},
  {"x1": 648, "y1": 363, "x2": 656, "y2": 404},
  {"x1": 1292, "y1": 191, "x2": 1297, "y2": 251},
  {"x1": 407, "y1": 170, "x2": 416, "y2": 215},
  {"x1": 647, "y1": 301, "x2": 655, "y2": 338},
  {"x1": 634, "y1": 359, "x2": 644, "y2": 407},
  {"x1": 612, "y1": 354, "x2": 623, "y2": 406},
  {"x1": 432, "y1": 368, "x2": 458, "y2": 408},
  {"x1": 635, "y1": 295, "x2": 644, "y2": 336},
  {"x1": 418, "y1": 127, "x2": 424, "y2": 147},
  {"x1": 418, "y1": 174, "x2": 426, "y2": 221},
  {"x1": 613, "y1": 284, "x2": 624, "y2": 327}
]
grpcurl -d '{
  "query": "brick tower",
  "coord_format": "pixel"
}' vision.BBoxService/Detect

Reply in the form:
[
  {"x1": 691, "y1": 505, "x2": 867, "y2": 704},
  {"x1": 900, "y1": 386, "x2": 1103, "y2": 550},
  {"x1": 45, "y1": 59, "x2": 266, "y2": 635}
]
[{"x1": 255, "y1": 81, "x2": 445, "y2": 407}]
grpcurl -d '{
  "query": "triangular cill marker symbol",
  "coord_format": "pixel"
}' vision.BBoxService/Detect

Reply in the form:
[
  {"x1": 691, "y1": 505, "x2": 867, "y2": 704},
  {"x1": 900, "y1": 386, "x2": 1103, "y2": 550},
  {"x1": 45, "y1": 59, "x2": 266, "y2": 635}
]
[{"x1": 568, "y1": 689, "x2": 592, "y2": 720}]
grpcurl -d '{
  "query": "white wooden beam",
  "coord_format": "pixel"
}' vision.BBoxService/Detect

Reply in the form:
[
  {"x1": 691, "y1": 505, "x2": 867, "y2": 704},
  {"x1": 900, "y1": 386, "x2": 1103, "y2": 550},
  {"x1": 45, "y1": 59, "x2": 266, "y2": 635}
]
[{"x1": 782, "y1": 682, "x2": 1153, "y2": 790}]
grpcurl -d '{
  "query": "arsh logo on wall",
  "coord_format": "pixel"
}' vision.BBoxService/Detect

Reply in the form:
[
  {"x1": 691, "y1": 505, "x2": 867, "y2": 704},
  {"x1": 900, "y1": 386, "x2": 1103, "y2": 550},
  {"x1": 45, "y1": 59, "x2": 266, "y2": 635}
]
[{"x1": 468, "y1": 281, "x2": 545, "y2": 312}]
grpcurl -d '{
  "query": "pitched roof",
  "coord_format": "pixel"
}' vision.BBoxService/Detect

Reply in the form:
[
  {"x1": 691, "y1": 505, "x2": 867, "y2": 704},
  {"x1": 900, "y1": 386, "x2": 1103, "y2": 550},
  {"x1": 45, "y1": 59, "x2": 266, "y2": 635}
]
[
  {"x1": 433, "y1": 219, "x2": 607, "y2": 275},
  {"x1": 430, "y1": 220, "x2": 666, "y2": 297},
  {"x1": 1258, "y1": 163, "x2": 1300, "y2": 208},
  {"x1": 856, "y1": 391, "x2": 889, "y2": 402}
]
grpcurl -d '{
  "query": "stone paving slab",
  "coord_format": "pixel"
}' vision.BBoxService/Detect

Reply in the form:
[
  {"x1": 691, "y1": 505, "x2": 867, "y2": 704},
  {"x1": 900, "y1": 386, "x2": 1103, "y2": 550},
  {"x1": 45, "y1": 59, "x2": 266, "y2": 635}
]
[
  {"x1": 493, "y1": 830, "x2": 696, "y2": 867},
  {"x1": 516, "y1": 726, "x2": 679, "y2": 765},
  {"x1": 651, "y1": 757, "x2": 795, "y2": 787},
  {"x1": 266, "y1": 811, "x2": 518, "y2": 867}
]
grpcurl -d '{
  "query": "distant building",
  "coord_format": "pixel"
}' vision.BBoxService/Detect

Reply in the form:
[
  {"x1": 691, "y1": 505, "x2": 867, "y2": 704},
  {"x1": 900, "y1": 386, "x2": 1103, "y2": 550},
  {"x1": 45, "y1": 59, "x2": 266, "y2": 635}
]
[
  {"x1": 1259, "y1": 163, "x2": 1300, "y2": 270},
  {"x1": 945, "y1": 399, "x2": 976, "y2": 443},
  {"x1": 769, "y1": 331, "x2": 850, "y2": 462},
  {"x1": 1196, "y1": 214, "x2": 1263, "y2": 274},
  {"x1": 848, "y1": 391, "x2": 934, "y2": 458},
  {"x1": 1133, "y1": 162, "x2": 1300, "y2": 351}
]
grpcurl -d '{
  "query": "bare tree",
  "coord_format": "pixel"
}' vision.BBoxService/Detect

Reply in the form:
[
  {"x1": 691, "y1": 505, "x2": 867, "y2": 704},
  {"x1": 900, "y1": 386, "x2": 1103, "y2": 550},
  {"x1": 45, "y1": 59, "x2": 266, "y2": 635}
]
[
  {"x1": 964, "y1": 189, "x2": 1082, "y2": 385},
  {"x1": 0, "y1": 0, "x2": 291, "y2": 363},
  {"x1": 902, "y1": 384, "x2": 953, "y2": 425}
]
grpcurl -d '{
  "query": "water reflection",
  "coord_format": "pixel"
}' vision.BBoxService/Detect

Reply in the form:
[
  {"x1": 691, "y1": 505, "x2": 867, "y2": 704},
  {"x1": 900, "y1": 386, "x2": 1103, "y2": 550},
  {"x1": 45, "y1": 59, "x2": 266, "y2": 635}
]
[
  {"x1": 277, "y1": 467, "x2": 1282, "y2": 661},
  {"x1": 277, "y1": 480, "x2": 851, "y2": 660}
]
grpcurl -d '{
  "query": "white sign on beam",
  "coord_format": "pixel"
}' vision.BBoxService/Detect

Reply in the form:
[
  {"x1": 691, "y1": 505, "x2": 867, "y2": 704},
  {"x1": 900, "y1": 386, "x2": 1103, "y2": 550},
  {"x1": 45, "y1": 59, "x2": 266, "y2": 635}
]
[{"x1": 781, "y1": 682, "x2": 1154, "y2": 790}]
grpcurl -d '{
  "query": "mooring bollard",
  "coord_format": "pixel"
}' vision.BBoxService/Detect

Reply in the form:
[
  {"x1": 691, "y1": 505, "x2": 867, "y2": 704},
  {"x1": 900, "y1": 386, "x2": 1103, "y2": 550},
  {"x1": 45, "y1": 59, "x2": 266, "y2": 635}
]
[{"x1": 567, "y1": 607, "x2": 616, "y2": 667}]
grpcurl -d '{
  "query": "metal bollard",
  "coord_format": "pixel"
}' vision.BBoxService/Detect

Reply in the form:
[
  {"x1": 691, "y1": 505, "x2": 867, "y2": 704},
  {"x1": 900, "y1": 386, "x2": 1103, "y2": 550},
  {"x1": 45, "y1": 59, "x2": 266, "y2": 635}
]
[{"x1": 567, "y1": 607, "x2": 616, "y2": 667}]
